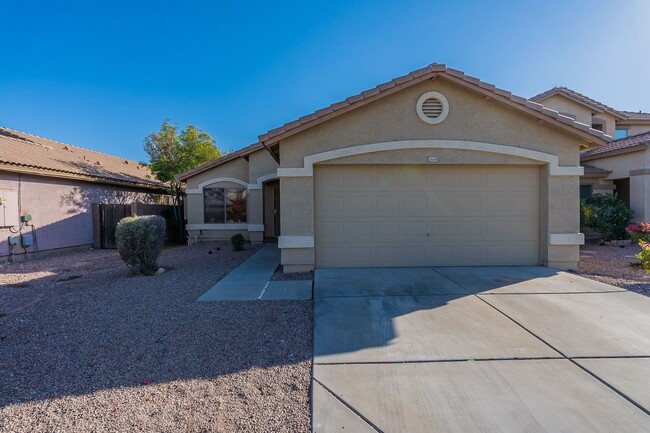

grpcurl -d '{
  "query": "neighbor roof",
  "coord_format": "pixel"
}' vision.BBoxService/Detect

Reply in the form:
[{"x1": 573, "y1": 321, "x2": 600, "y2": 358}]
[
  {"x1": 178, "y1": 63, "x2": 611, "y2": 180},
  {"x1": 0, "y1": 127, "x2": 163, "y2": 189},
  {"x1": 530, "y1": 86, "x2": 626, "y2": 119},
  {"x1": 620, "y1": 111, "x2": 650, "y2": 121},
  {"x1": 581, "y1": 131, "x2": 650, "y2": 159},
  {"x1": 581, "y1": 164, "x2": 611, "y2": 175}
]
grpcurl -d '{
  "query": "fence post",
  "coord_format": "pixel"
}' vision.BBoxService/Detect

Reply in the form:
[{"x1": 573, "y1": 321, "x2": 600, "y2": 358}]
[{"x1": 91, "y1": 203, "x2": 102, "y2": 249}]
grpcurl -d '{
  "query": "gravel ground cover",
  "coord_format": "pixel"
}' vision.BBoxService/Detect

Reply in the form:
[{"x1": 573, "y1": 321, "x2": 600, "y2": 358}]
[
  {"x1": 270, "y1": 266, "x2": 313, "y2": 282},
  {"x1": 0, "y1": 242, "x2": 312, "y2": 432},
  {"x1": 577, "y1": 242, "x2": 650, "y2": 297}
]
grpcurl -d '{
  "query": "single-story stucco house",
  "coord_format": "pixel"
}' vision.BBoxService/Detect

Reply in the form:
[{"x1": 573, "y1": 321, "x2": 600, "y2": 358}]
[
  {"x1": 178, "y1": 63, "x2": 611, "y2": 272},
  {"x1": 531, "y1": 87, "x2": 650, "y2": 220},
  {"x1": 0, "y1": 127, "x2": 168, "y2": 259}
]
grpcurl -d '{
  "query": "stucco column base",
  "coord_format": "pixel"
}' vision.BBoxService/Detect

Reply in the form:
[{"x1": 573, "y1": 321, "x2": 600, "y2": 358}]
[
  {"x1": 249, "y1": 231, "x2": 264, "y2": 244},
  {"x1": 281, "y1": 247, "x2": 315, "y2": 273},
  {"x1": 544, "y1": 245, "x2": 580, "y2": 271}
]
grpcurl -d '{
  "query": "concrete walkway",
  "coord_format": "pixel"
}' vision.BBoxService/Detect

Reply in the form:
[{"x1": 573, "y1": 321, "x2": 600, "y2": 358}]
[
  {"x1": 312, "y1": 267, "x2": 650, "y2": 432},
  {"x1": 198, "y1": 244, "x2": 311, "y2": 301}
]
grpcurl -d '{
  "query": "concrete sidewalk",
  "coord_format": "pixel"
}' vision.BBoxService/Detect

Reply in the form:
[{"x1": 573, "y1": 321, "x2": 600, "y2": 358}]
[
  {"x1": 198, "y1": 244, "x2": 311, "y2": 301},
  {"x1": 312, "y1": 267, "x2": 650, "y2": 432}
]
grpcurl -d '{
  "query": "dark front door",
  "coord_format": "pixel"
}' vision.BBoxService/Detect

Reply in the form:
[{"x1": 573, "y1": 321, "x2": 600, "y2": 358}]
[{"x1": 273, "y1": 186, "x2": 281, "y2": 237}]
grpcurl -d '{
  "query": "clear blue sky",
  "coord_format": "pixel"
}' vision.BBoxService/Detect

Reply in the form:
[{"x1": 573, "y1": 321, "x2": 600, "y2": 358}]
[{"x1": 1, "y1": 0, "x2": 649, "y2": 161}]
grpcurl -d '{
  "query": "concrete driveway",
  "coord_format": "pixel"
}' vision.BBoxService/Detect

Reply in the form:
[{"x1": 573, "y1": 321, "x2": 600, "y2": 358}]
[{"x1": 312, "y1": 267, "x2": 650, "y2": 432}]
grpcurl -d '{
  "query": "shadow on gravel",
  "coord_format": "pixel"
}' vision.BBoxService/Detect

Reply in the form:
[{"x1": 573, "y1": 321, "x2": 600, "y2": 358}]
[{"x1": 0, "y1": 242, "x2": 312, "y2": 408}]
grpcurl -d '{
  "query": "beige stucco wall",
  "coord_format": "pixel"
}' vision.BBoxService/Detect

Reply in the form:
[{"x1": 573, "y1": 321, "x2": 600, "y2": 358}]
[
  {"x1": 618, "y1": 122, "x2": 650, "y2": 137},
  {"x1": 185, "y1": 157, "x2": 249, "y2": 190},
  {"x1": 278, "y1": 77, "x2": 586, "y2": 271},
  {"x1": 592, "y1": 112, "x2": 616, "y2": 137},
  {"x1": 184, "y1": 150, "x2": 278, "y2": 243},
  {"x1": 281, "y1": 79, "x2": 583, "y2": 167},
  {"x1": 539, "y1": 94, "x2": 593, "y2": 126},
  {"x1": 584, "y1": 150, "x2": 645, "y2": 180}
]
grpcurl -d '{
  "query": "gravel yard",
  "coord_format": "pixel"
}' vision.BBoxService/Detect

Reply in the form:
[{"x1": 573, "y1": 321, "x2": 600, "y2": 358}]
[
  {"x1": 578, "y1": 242, "x2": 650, "y2": 297},
  {"x1": 0, "y1": 242, "x2": 312, "y2": 432}
]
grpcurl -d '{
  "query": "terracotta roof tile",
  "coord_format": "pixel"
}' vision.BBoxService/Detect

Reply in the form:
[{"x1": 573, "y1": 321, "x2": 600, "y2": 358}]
[
  {"x1": 178, "y1": 63, "x2": 612, "y2": 180},
  {"x1": 620, "y1": 111, "x2": 650, "y2": 121},
  {"x1": 530, "y1": 87, "x2": 625, "y2": 118},
  {"x1": 0, "y1": 127, "x2": 163, "y2": 189},
  {"x1": 582, "y1": 164, "x2": 611, "y2": 174},
  {"x1": 581, "y1": 131, "x2": 650, "y2": 158}
]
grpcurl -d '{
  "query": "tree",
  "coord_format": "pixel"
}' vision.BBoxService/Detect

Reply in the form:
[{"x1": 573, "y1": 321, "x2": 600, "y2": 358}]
[{"x1": 144, "y1": 120, "x2": 222, "y2": 240}]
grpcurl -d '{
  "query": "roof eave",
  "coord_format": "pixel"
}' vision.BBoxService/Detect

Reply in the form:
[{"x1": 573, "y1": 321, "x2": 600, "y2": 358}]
[{"x1": 580, "y1": 143, "x2": 647, "y2": 161}]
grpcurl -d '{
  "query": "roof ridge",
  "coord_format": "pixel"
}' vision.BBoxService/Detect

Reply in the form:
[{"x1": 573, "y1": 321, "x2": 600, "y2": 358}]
[
  {"x1": 530, "y1": 86, "x2": 624, "y2": 117},
  {"x1": 0, "y1": 126, "x2": 147, "y2": 166}
]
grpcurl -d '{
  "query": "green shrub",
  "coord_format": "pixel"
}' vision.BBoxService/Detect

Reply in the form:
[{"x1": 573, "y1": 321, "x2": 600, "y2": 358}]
[
  {"x1": 115, "y1": 215, "x2": 167, "y2": 275},
  {"x1": 231, "y1": 233, "x2": 245, "y2": 251},
  {"x1": 636, "y1": 242, "x2": 650, "y2": 272},
  {"x1": 581, "y1": 194, "x2": 633, "y2": 241}
]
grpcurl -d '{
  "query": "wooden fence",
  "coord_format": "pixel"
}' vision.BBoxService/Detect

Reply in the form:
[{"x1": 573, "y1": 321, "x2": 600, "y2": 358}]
[{"x1": 92, "y1": 202, "x2": 182, "y2": 249}]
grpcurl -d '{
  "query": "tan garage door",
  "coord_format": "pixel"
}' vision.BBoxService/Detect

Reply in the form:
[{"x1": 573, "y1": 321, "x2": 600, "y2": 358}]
[{"x1": 314, "y1": 165, "x2": 540, "y2": 267}]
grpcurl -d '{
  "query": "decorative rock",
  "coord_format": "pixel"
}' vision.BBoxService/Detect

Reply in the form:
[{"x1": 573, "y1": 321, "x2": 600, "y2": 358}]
[{"x1": 155, "y1": 267, "x2": 166, "y2": 275}]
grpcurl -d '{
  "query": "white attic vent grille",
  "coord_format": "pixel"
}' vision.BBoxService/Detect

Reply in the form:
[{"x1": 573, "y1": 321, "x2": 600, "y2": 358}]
[
  {"x1": 422, "y1": 98, "x2": 443, "y2": 118},
  {"x1": 416, "y1": 91, "x2": 449, "y2": 125}
]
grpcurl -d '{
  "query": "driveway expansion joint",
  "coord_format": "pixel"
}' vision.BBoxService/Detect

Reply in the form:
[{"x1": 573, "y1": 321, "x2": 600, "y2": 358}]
[
  {"x1": 313, "y1": 378, "x2": 384, "y2": 433},
  {"x1": 315, "y1": 356, "x2": 566, "y2": 366},
  {"x1": 431, "y1": 268, "x2": 650, "y2": 418}
]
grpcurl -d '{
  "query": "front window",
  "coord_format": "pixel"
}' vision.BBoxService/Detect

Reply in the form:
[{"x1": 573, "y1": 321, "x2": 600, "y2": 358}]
[
  {"x1": 615, "y1": 129, "x2": 629, "y2": 139},
  {"x1": 203, "y1": 187, "x2": 247, "y2": 223},
  {"x1": 580, "y1": 185, "x2": 593, "y2": 201}
]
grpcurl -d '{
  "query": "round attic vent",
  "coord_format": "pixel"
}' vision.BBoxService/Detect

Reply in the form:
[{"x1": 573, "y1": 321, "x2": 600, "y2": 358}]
[{"x1": 416, "y1": 91, "x2": 449, "y2": 124}]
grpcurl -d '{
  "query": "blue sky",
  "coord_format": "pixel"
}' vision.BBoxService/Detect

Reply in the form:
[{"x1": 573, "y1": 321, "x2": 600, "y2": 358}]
[{"x1": 1, "y1": 0, "x2": 649, "y2": 161}]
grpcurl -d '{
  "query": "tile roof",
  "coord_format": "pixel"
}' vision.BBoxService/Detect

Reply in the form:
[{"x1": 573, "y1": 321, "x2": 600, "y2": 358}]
[
  {"x1": 0, "y1": 127, "x2": 164, "y2": 189},
  {"x1": 530, "y1": 86, "x2": 625, "y2": 118},
  {"x1": 581, "y1": 131, "x2": 650, "y2": 159},
  {"x1": 258, "y1": 64, "x2": 611, "y2": 145},
  {"x1": 581, "y1": 164, "x2": 611, "y2": 174},
  {"x1": 177, "y1": 63, "x2": 611, "y2": 180},
  {"x1": 176, "y1": 142, "x2": 264, "y2": 181},
  {"x1": 620, "y1": 111, "x2": 650, "y2": 121}
]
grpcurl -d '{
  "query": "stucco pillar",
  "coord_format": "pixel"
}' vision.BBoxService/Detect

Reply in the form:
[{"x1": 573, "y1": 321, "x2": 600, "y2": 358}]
[
  {"x1": 629, "y1": 172, "x2": 650, "y2": 222},
  {"x1": 246, "y1": 188, "x2": 264, "y2": 243},
  {"x1": 544, "y1": 169, "x2": 583, "y2": 270},
  {"x1": 279, "y1": 176, "x2": 315, "y2": 272}
]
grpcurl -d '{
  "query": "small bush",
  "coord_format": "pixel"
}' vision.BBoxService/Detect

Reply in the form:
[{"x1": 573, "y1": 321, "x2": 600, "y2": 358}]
[
  {"x1": 581, "y1": 194, "x2": 634, "y2": 241},
  {"x1": 231, "y1": 233, "x2": 245, "y2": 251},
  {"x1": 636, "y1": 242, "x2": 650, "y2": 272},
  {"x1": 626, "y1": 222, "x2": 650, "y2": 243},
  {"x1": 116, "y1": 215, "x2": 167, "y2": 275}
]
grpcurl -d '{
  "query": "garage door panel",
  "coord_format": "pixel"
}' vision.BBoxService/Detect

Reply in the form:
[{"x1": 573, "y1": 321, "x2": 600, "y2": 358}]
[
  {"x1": 428, "y1": 195, "x2": 455, "y2": 216},
  {"x1": 315, "y1": 165, "x2": 540, "y2": 268}
]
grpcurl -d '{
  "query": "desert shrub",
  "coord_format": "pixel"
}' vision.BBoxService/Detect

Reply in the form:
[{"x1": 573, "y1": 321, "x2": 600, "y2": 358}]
[
  {"x1": 231, "y1": 233, "x2": 245, "y2": 251},
  {"x1": 115, "y1": 215, "x2": 167, "y2": 275},
  {"x1": 626, "y1": 222, "x2": 650, "y2": 243},
  {"x1": 636, "y1": 242, "x2": 650, "y2": 272},
  {"x1": 581, "y1": 194, "x2": 633, "y2": 241}
]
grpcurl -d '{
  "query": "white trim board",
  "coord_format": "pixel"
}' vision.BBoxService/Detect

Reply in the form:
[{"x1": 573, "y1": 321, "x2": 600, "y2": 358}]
[
  {"x1": 248, "y1": 173, "x2": 279, "y2": 190},
  {"x1": 549, "y1": 233, "x2": 585, "y2": 245},
  {"x1": 278, "y1": 236, "x2": 314, "y2": 249},
  {"x1": 276, "y1": 140, "x2": 583, "y2": 178},
  {"x1": 186, "y1": 177, "x2": 249, "y2": 194}
]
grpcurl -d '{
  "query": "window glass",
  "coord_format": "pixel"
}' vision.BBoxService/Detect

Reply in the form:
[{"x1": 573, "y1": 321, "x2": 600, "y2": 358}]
[
  {"x1": 203, "y1": 188, "x2": 225, "y2": 223},
  {"x1": 580, "y1": 185, "x2": 593, "y2": 201},
  {"x1": 615, "y1": 129, "x2": 629, "y2": 139},
  {"x1": 226, "y1": 189, "x2": 247, "y2": 222}
]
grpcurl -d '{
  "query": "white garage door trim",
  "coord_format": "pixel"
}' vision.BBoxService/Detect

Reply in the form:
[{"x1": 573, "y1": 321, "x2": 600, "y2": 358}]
[{"x1": 277, "y1": 139, "x2": 583, "y2": 178}]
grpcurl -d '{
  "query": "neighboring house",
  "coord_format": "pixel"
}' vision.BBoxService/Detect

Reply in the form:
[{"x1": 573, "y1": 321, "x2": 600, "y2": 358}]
[
  {"x1": 178, "y1": 63, "x2": 610, "y2": 272},
  {"x1": 0, "y1": 127, "x2": 168, "y2": 258},
  {"x1": 531, "y1": 87, "x2": 650, "y2": 220}
]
